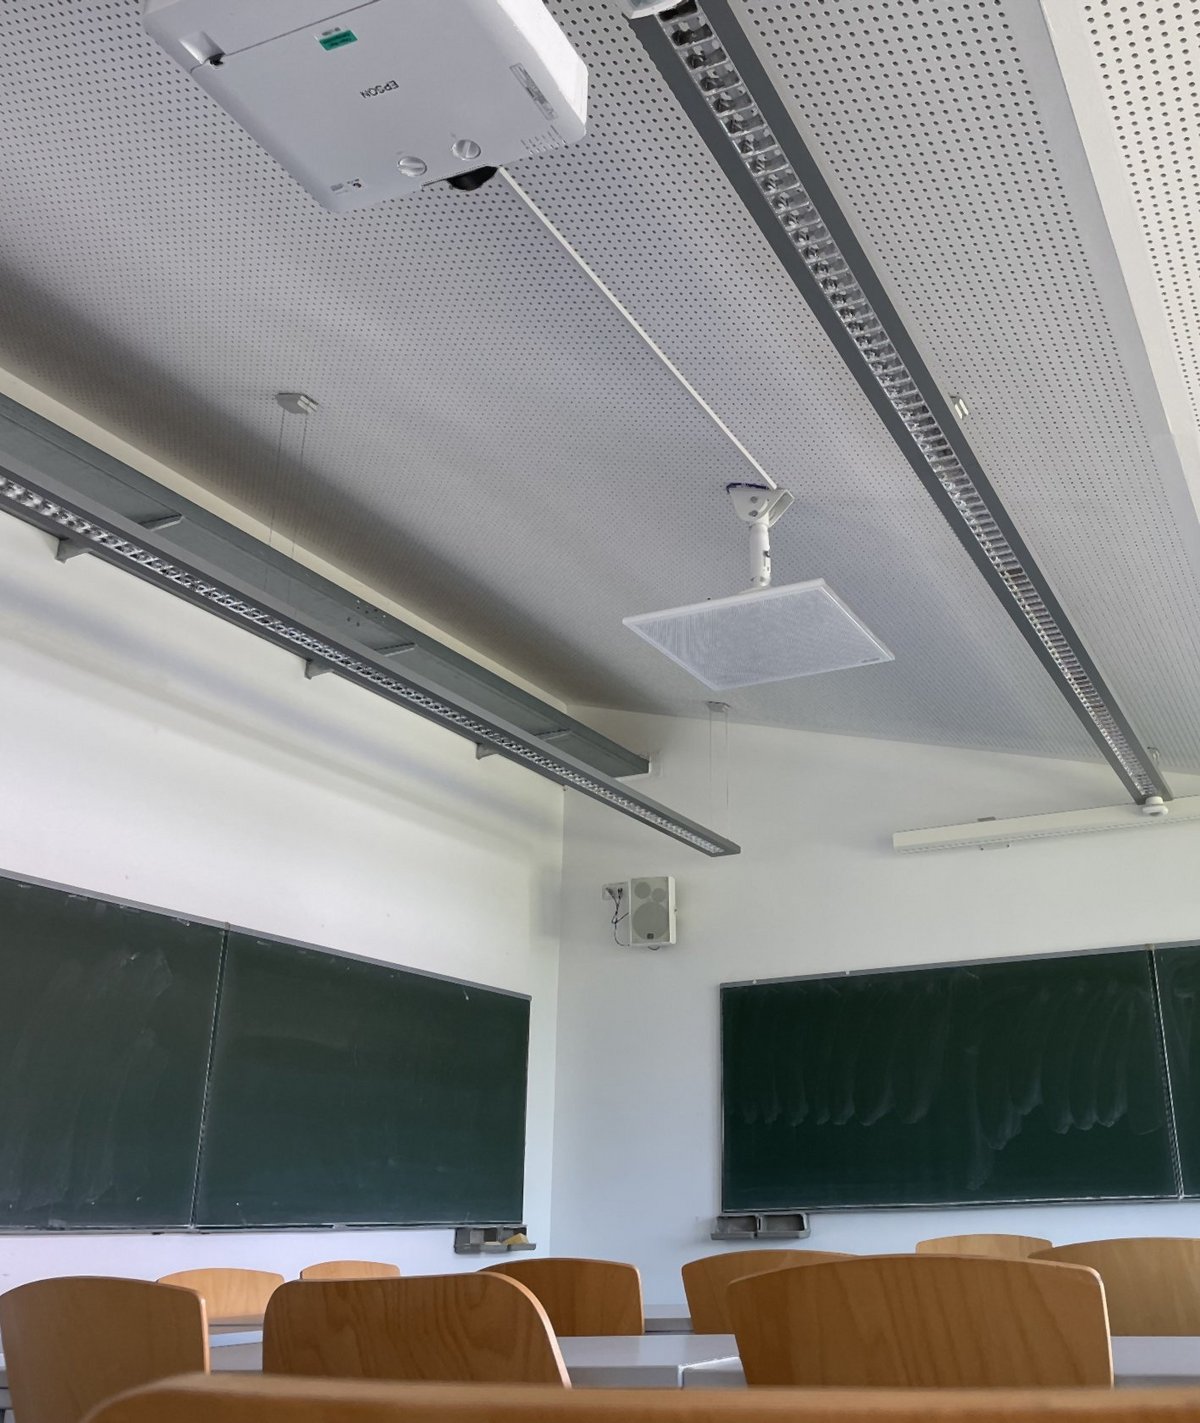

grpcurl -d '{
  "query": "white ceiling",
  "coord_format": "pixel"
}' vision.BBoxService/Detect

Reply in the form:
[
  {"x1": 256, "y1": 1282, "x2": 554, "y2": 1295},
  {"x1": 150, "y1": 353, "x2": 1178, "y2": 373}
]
[{"x1": 2, "y1": 0, "x2": 1200, "y2": 776}]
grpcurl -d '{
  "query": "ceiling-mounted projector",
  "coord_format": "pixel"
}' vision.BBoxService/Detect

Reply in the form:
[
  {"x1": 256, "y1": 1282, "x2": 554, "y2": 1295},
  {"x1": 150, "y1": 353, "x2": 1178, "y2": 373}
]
[
  {"x1": 142, "y1": 0, "x2": 588, "y2": 211},
  {"x1": 624, "y1": 483, "x2": 894, "y2": 690}
]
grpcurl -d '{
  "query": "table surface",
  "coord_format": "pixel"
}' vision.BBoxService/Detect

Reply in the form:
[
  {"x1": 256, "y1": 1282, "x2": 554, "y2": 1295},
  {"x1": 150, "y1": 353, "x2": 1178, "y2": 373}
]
[
  {"x1": 209, "y1": 1333, "x2": 739, "y2": 1389},
  {"x1": 209, "y1": 1309, "x2": 693, "y2": 1334},
  {"x1": 1112, "y1": 1336, "x2": 1200, "y2": 1385},
  {"x1": 642, "y1": 1306, "x2": 692, "y2": 1334},
  {"x1": 679, "y1": 1337, "x2": 1200, "y2": 1391},
  {"x1": 6, "y1": 1331, "x2": 1200, "y2": 1396},
  {"x1": 559, "y1": 1334, "x2": 737, "y2": 1387}
]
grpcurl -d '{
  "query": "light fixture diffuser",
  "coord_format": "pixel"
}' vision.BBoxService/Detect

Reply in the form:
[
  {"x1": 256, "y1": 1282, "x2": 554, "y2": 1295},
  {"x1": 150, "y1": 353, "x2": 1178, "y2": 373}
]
[{"x1": 624, "y1": 579, "x2": 893, "y2": 690}]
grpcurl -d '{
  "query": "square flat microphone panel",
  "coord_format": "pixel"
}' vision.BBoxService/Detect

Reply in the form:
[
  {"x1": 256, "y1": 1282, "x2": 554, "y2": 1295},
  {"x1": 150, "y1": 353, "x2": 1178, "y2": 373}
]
[{"x1": 623, "y1": 579, "x2": 893, "y2": 690}]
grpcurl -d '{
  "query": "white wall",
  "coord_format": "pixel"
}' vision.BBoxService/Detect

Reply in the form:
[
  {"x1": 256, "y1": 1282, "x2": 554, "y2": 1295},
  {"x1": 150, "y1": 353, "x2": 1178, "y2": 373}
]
[
  {"x1": 554, "y1": 707, "x2": 1200, "y2": 1302},
  {"x1": 10, "y1": 490, "x2": 1200, "y2": 1305},
  {"x1": 0, "y1": 514, "x2": 564, "y2": 1288}
]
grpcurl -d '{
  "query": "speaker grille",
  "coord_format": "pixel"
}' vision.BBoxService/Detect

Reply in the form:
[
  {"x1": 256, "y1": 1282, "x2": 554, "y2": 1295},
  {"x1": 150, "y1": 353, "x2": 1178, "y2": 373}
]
[
  {"x1": 629, "y1": 876, "x2": 674, "y2": 945},
  {"x1": 624, "y1": 579, "x2": 893, "y2": 691}
]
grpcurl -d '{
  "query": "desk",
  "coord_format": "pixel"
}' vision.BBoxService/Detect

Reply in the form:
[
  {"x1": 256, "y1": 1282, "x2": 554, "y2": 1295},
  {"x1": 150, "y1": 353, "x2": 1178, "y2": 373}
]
[
  {"x1": 208, "y1": 1335, "x2": 739, "y2": 1388},
  {"x1": 679, "y1": 1338, "x2": 1200, "y2": 1390},
  {"x1": 559, "y1": 1335, "x2": 737, "y2": 1387},
  {"x1": 210, "y1": 1315, "x2": 265, "y2": 1332},
  {"x1": 12, "y1": 1331, "x2": 1195, "y2": 1399},
  {"x1": 1113, "y1": 1337, "x2": 1200, "y2": 1386},
  {"x1": 643, "y1": 1306, "x2": 692, "y2": 1335},
  {"x1": 210, "y1": 1331, "x2": 263, "y2": 1349},
  {"x1": 210, "y1": 1342, "x2": 265, "y2": 1373}
]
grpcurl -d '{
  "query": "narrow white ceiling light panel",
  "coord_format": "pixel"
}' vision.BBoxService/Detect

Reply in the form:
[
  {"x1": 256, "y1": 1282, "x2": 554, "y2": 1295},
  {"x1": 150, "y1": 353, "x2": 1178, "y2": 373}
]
[
  {"x1": 894, "y1": 796, "x2": 1200, "y2": 855},
  {"x1": 142, "y1": 0, "x2": 588, "y2": 209},
  {"x1": 625, "y1": 579, "x2": 892, "y2": 691}
]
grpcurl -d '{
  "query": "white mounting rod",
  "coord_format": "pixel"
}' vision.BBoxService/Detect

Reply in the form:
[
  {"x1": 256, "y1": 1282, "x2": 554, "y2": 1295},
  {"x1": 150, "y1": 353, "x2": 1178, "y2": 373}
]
[
  {"x1": 728, "y1": 483, "x2": 795, "y2": 590},
  {"x1": 749, "y1": 517, "x2": 771, "y2": 589}
]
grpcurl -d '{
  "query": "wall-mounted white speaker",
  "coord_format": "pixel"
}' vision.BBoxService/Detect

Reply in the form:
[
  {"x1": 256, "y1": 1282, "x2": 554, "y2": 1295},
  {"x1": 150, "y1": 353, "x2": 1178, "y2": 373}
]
[{"x1": 628, "y1": 875, "x2": 676, "y2": 948}]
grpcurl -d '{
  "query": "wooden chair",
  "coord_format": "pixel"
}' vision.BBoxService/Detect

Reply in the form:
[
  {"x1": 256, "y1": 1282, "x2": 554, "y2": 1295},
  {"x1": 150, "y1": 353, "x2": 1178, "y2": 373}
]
[
  {"x1": 87, "y1": 1375, "x2": 1200, "y2": 1423},
  {"x1": 681, "y1": 1250, "x2": 854, "y2": 1334},
  {"x1": 0, "y1": 1276, "x2": 209, "y2": 1423},
  {"x1": 1032, "y1": 1239, "x2": 1200, "y2": 1334},
  {"x1": 299, "y1": 1261, "x2": 401, "y2": 1281},
  {"x1": 262, "y1": 1272, "x2": 568, "y2": 1384},
  {"x1": 481, "y1": 1257, "x2": 643, "y2": 1336},
  {"x1": 916, "y1": 1234, "x2": 1052, "y2": 1259},
  {"x1": 727, "y1": 1254, "x2": 1113, "y2": 1387},
  {"x1": 157, "y1": 1268, "x2": 283, "y2": 1321}
]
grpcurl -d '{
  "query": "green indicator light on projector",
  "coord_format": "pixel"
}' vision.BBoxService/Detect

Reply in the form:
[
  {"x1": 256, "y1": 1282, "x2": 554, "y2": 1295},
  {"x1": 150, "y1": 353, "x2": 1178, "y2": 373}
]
[{"x1": 318, "y1": 29, "x2": 357, "y2": 51}]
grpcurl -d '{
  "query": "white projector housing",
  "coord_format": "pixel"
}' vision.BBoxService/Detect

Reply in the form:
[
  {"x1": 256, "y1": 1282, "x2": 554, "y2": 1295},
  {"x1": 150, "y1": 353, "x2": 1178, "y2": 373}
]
[
  {"x1": 624, "y1": 579, "x2": 894, "y2": 691},
  {"x1": 143, "y1": 0, "x2": 588, "y2": 211}
]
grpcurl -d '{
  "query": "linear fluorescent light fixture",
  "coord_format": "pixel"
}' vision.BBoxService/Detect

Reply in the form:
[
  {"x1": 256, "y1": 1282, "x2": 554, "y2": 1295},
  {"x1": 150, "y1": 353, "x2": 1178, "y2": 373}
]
[
  {"x1": 628, "y1": 0, "x2": 1170, "y2": 808},
  {"x1": 625, "y1": 578, "x2": 892, "y2": 690},
  {"x1": 894, "y1": 796, "x2": 1199, "y2": 854},
  {"x1": 0, "y1": 465, "x2": 739, "y2": 858}
]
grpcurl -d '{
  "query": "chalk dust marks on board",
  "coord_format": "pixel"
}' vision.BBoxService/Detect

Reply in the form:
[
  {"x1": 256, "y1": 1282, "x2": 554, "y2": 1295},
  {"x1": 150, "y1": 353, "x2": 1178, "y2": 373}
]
[
  {"x1": 726, "y1": 968, "x2": 1166, "y2": 1193},
  {"x1": 0, "y1": 949, "x2": 174, "y2": 1212},
  {"x1": 726, "y1": 978, "x2": 954, "y2": 1131},
  {"x1": 962, "y1": 974, "x2": 1166, "y2": 1189}
]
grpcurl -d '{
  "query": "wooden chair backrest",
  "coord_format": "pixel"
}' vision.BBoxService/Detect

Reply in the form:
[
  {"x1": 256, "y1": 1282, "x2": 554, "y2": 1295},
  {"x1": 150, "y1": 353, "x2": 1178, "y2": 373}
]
[
  {"x1": 87, "y1": 1375, "x2": 1200, "y2": 1423},
  {"x1": 681, "y1": 1251, "x2": 854, "y2": 1334},
  {"x1": 0, "y1": 1276, "x2": 209, "y2": 1423},
  {"x1": 262, "y1": 1273, "x2": 568, "y2": 1384},
  {"x1": 1032, "y1": 1239, "x2": 1200, "y2": 1334},
  {"x1": 727, "y1": 1254, "x2": 1113, "y2": 1387},
  {"x1": 480, "y1": 1257, "x2": 643, "y2": 1336},
  {"x1": 916, "y1": 1234, "x2": 1052, "y2": 1259},
  {"x1": 156, "y1": 1268, "x2": 283, "y2": 1318},
  {"x1": 299, "y1": 1261, "x2": 401, "y2": 1282}
]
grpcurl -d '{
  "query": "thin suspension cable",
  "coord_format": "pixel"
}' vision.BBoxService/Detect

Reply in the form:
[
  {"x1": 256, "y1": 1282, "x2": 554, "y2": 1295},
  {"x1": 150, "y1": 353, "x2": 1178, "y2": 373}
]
[{"x1": 500, "y1": 167, "x2": 778, "y2": 491}]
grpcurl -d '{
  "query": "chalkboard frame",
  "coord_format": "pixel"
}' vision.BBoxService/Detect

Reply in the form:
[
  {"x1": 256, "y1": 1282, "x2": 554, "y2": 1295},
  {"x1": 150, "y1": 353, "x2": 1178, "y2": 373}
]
[
  {"x1": 720, "y1": 941, "x2": 1192, "y2": 1214},
  {"x1": 0, "y1": 868, "x2": 531, "y2": 1233}
]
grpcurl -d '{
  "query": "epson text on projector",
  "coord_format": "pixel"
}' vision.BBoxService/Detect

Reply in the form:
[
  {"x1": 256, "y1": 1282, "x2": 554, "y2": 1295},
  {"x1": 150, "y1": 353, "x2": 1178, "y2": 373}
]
[{"x1": 143, "y1": 0, "x2": 588, "y2": 210}]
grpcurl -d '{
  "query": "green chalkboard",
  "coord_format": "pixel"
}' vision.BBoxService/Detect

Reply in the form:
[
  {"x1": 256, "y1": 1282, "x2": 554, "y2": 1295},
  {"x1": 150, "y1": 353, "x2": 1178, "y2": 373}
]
[
  {"x1": 0, "y1": 876, "x2": 222, "y2": 1228},
  {"x1": 194, "y1": 932, "x2": 529, "y2": 1227},
  {"x1": 1152, "y1": 944, "x2": 1200, "y2": 1195},
  {"x1": 722, "y1": 951, "x2": 1178, "y2": 1210}
]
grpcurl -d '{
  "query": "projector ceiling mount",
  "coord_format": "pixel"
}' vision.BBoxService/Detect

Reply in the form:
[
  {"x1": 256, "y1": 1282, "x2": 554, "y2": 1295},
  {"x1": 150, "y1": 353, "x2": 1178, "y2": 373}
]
[
  {"x1": 627, "y1": 0, "x2": 1171, "y2": 807},
  {"x1": 624, "y1": 483, "x2": 894, "y2": 692},
  {"x1": 727, "y1": 482, "x2": 793, "y2": 590}
]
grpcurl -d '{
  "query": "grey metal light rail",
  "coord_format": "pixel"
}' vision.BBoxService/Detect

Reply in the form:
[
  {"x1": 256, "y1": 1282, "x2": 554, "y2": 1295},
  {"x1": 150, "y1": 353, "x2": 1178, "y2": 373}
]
[
  {"x1": 630, "y1": 0, "x2": 1169, "y2": 808},
  {"x1": 0, "y1": 392, "x2": 646, "y2": 784},
  {"x1": 0, "y1": 402, "x2": 739, "y2": 857}
]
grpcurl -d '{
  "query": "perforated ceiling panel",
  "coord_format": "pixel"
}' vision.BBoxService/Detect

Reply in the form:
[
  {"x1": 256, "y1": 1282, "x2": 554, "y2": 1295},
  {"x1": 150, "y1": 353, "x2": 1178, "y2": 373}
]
[
  {"x1": 738, "y1": 0, "x2": 1200, "y2": 772},
  {"x1": 0, "y1": 0, "x2": 1195, "y2": 773},
  {"x1": 1069, "y1": 2, "x2": 1200, "y2": 428}
]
